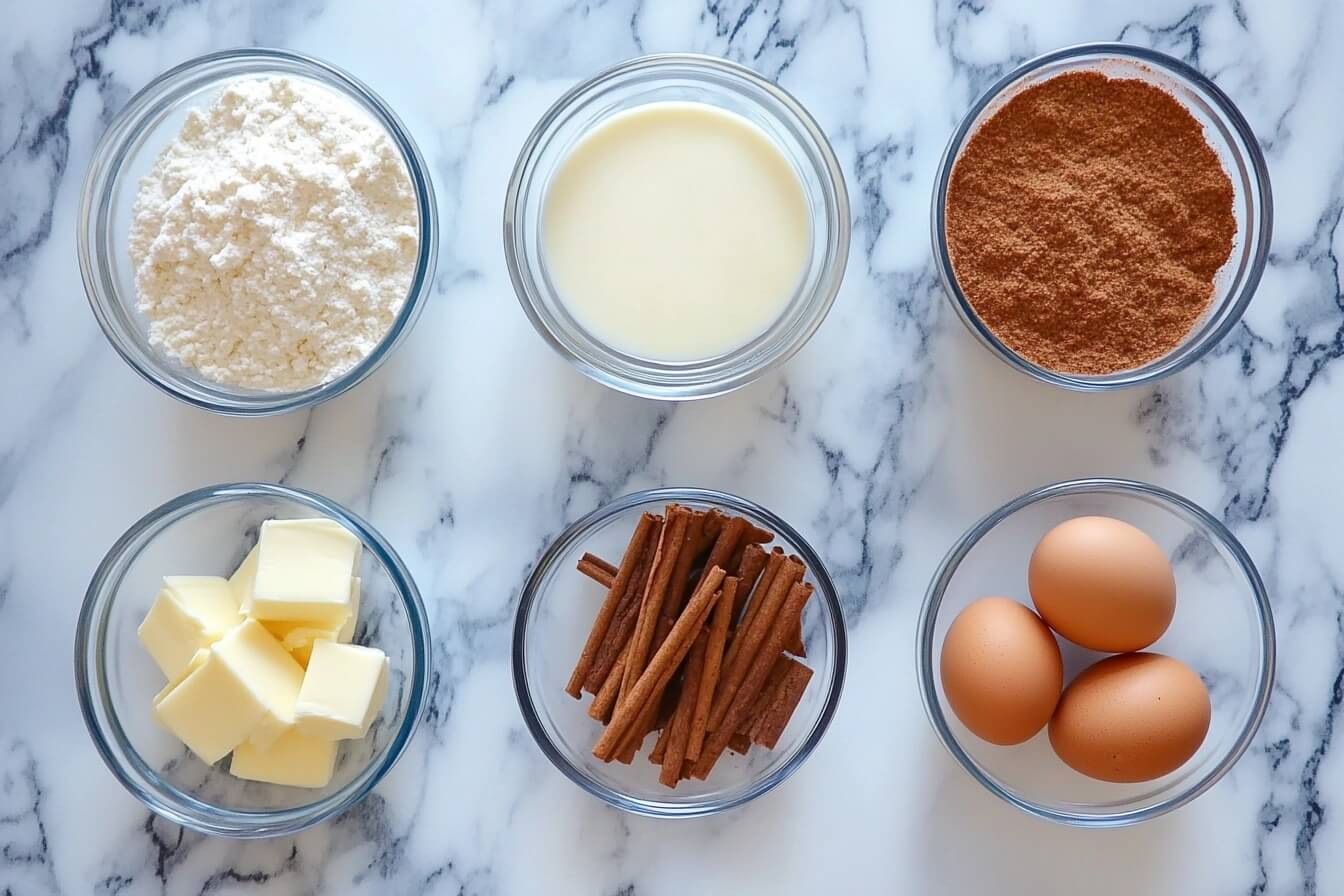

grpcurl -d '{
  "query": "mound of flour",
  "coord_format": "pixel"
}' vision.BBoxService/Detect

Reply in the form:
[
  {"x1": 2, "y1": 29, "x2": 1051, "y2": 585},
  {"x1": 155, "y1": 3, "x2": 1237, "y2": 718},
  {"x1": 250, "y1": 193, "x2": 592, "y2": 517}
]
[{"x1": 129, "y1": 76, "x2": 419, "y2": 392}]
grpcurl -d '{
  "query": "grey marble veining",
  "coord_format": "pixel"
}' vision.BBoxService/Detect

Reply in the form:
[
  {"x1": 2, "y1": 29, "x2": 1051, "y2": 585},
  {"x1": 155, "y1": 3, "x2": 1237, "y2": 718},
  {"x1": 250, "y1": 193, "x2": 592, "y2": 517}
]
[{"x1": 3, "y1": 0, "x2": 1344, "y2": 892}]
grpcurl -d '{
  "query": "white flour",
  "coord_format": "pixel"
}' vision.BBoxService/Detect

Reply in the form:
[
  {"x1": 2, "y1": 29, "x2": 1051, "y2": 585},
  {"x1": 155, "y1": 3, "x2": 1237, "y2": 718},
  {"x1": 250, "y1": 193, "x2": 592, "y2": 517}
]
[{"x1": 129, "y1": 76, "x2": 419, "y2": 391}]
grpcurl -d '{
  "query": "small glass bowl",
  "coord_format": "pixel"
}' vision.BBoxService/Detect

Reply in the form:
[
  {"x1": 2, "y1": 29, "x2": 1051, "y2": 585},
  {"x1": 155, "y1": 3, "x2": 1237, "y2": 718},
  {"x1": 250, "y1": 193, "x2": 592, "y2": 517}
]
[
  {"x1": 74, "y1": 483, "x2": 431, "y2": 838},
  {"x1": 917, "y1": 478, "x2": 1274, "y2": 827},
  {"x1": 514, "y1": 488, "x2": 847, "y2": 817},
  {"x1": 78, "y1": 48, "x2": 438, "y2": 416},
  {"x1": 931, "y1": 43, "x2": 1273, "y2": 390},
  {"x1": 504, "y1": 54, "x2": 850, "y2": 400}
]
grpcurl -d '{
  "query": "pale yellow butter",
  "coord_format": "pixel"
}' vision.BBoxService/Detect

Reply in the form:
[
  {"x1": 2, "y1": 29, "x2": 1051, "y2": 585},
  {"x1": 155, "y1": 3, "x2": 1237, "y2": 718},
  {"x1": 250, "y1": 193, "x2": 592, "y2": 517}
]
[
  {"x1": 261, "y1": 578, "x2": 361, "y2": 666},
  {"x1": 154, "y1": 649, "x2": 266, "y2": 764},
  {"x1": 230, "y1": 728, "x2": 338, "y2": 789},
  {"x1": 212, "y1": 619, "x2": 306, "y2": 750},
  {"x1": 250, "y1": 519, "x2": 361, "y2": 624},
  {"x1": 281, "y1": 626, "x2": 337, "y2": 667},
  {"x1": 294, "y1": 641, "x2": 389, "y2": 741},
  {"x1": 137, "y1": 576, "x2": 242, "y2": 682},
  {"x1": 152, "y1": 648, "x2": 209, "y2": 705},
  {"x1": 229, "y1": 544, "x2": 260, "y2": 615},
  {"x1": 337, "y1": 577, "x2": 361, "y2": 642}
]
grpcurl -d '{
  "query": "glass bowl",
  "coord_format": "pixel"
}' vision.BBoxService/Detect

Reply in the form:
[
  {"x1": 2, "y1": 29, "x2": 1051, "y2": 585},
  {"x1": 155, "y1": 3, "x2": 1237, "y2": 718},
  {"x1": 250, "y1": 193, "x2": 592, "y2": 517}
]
[
  {"x1": 514, "y1": 488, "x2": 847, "y2": 816},
  {"x1": 917, "y1": 478, "x2": 1274, "y2": 827},
  {"x1": 74, "y1": 482, "x2": 431, "y2": 838},
  {"x1": 78, "y1": 48, "x2": 438, "y2": 416},
  {"x1": 930, "y1": 43, "x2": 1272, "y2": 391},
  {"x1": 504, "y1": 54, "x2": 850, "y2": 400}
]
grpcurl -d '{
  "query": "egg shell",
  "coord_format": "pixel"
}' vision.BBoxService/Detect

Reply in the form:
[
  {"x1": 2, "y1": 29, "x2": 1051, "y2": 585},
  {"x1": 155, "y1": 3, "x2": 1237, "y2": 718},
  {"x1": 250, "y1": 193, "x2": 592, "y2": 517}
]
[
  {"x1": 940, "y1": 596, "x2": 1063, "y2": 746},
  {"x1": 1029, "y1": 516, "x2": 1176, "y2": 653},
  {"x1": 1049, "y1": 652, "x2": 1211, "y2": 783}
]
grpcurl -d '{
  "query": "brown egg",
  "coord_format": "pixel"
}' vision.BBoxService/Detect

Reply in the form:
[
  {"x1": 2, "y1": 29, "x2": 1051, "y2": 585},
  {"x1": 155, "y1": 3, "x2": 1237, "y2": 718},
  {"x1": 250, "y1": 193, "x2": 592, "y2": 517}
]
[
  {"x1": 1049, "y1": 653, "x2": 1211, "y2": 783},
  {"x1": 940, "y1": 596, "x2": 1063, "y2": 745},
  {"x1": 1029, "y1": 516, "x2": 1176, "y2": 652}
]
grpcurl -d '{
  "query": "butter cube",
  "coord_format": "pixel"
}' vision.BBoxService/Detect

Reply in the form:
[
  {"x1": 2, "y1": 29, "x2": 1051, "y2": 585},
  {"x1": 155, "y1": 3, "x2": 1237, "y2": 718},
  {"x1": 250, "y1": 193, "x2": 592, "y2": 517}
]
[
  {"x1": 137, "y1": 576, "x2": 242, "y2": 682},
  {"x1": 250, "y1": 519, "x2": 361, "y2": 624},
  {"x1": 154, "y1": 650, "x2": 266, "y2": 764},
  {"x1": 154, "y1": 620, "x2": 305, "y2": 761},
  {"x1": 281, "y1": 626, "x2": 337, "y2": 667},
  {"x1": 152, "y1": 648, "x2": 209, "y2": 705},
  {"x1": 211, "y1": 619, "x2": 306, "y2": 750},
  {"x1": 259, "y1": 578, "x2": 359, "y2": 666},
  {"x1": 229, "y1": 544, "x2": 260, "y2": 615},
  {"x1": 294, "y1": 641, "x2": 389, "y2": 741},
  {"x1": 337, "y1": 577, "x2": 361, "y2": 642},
  {"x1": 230, "y1": 728, "x2": 338, "y2": 789}
]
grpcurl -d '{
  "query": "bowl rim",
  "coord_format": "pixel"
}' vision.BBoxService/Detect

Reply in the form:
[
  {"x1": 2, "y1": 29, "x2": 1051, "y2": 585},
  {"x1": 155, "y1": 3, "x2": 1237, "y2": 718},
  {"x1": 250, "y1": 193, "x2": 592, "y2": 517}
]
[
  {"x1": 73, "y1": 481, "x2": 432, "y2": 838},
  {"x1": 929, "y1": 41, "x2": 1274, "y2": 392},
  {"x1": 502, "y1": 52, "x2": 850, "y2": 401},
  {"x1": 512, "y1": 487, "x2": 848, "y2": 817},
  {"x1": 915, "y1": 477, "x2": 1276, "y2": 827},
  {"x1": 77, "y1": 47, "x2": 439, "y2": 417}
]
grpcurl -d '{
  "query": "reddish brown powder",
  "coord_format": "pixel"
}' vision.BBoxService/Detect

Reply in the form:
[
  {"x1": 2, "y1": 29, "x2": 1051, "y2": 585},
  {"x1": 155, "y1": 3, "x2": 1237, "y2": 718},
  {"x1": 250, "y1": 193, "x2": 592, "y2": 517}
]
[{"x1": 945, "y1": 70, "x2": 1237, "y2": 375}]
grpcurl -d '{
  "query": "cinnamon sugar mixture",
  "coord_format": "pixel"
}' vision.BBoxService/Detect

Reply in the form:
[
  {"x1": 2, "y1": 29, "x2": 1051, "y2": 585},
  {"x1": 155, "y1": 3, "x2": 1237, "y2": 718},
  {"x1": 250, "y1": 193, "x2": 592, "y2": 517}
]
[{"x1": 945, "y1": 71, "x2": 1236, "y2": 375}]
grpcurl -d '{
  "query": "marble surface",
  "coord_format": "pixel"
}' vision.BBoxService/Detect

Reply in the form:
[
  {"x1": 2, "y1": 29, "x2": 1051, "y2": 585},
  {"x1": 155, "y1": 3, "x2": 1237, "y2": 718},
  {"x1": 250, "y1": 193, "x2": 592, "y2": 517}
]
[{"x1": 2, "y1": 0, "x2": 1342, "y2": 892}]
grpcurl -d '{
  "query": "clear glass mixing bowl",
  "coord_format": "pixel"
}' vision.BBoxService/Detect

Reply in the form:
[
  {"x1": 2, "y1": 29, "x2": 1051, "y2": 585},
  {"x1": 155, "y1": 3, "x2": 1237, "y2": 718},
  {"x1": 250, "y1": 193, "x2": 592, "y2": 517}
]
[
  {"x1": 917, "y1": 478, "x2": 1274, "y2": 826},
  {"x1": 514, "y1": 488, "x2": 847, "y2": 816},
  {"x1": 78, "y1": 48, "x2": 438, "y2": 415},
  {"x1": 74, "y1": 482, "x2": 431, "y2": 837},
  {"x1": 504, "y1": 54, "x2": 849, "y2": 400},
  {"x1": 931, "y1": 43, "x2": 1272, "y2": 390}
]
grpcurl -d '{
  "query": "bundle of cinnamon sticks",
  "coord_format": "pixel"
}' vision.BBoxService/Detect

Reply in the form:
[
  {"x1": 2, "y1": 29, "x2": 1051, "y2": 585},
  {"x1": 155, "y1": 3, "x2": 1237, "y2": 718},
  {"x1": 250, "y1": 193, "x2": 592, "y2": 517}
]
[{"x1": 567, "y1": 504, "x2": 815, "y2": 787}]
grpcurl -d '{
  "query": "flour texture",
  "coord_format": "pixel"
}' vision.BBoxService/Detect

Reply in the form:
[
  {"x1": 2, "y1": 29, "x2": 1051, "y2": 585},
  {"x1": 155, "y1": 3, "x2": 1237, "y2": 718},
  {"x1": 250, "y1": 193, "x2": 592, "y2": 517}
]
[{"x1": 129, "y1": 76, "x2": 419, "y2": 391}]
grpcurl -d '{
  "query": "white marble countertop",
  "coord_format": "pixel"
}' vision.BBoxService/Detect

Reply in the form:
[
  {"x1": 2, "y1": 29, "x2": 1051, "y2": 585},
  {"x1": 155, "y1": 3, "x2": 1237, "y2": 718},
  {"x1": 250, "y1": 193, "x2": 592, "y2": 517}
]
[{"x1": 3, "y1": 0, "x2": 1341, "y2": 892}]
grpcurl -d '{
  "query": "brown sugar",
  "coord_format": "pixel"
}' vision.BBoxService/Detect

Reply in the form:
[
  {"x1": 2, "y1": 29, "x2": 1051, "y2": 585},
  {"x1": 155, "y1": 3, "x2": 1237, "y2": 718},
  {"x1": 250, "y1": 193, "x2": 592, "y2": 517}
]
[{"x1": 945, "y1": 70, "x2": 1237, "y2": 375}]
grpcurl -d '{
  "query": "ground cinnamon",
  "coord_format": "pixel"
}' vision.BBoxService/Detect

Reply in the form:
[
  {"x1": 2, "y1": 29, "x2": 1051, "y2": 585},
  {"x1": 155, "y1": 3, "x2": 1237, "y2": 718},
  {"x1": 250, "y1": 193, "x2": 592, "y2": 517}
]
[{"x1": 945, "y1": 70, "x2": 1236, "y2": 375}]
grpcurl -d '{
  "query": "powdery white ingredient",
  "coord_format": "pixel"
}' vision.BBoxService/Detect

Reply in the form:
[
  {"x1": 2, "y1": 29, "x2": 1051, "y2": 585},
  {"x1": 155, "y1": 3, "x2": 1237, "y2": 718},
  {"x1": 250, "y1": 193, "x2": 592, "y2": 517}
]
[{"x1": 129, "y1": 76, "x2": 419, "y2": 391}]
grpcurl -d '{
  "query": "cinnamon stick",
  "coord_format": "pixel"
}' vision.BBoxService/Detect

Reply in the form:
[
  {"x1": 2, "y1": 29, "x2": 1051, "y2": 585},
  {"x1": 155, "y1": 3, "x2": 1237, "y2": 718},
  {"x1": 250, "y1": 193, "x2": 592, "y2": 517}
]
[
  {"x1": 615, "y1": 675, "x2": 677, "y2": 762},
  {"x1": 646, "y1": 681, "x2": 685, "y2": 765},
  {"x1": 731, "y1": 545, "x2": 768, "y2": 621},
  {"x1": 702, "y1": 509, "x2": 725, "y2": 542},
  {"x1": 578, "y1": 563, "x2": 614, "y2": 590},
  {"x1": 592, "y1": 566, "x2": 726, "y2": 761},
  {"x1": 649, "y1": 714, "x2": 674, "y2": 765},
  {"x1": 742, "y1": 654, "x2": 793, "y2": 731},
  {"x1": 619, "y1": 506, "x2": 691, "y2": 707},
  {"x1": 664, "y1": 510, "x2": 708, "y2": 618},
  {"x1": 728, "y1": 547, "x2": 785, "y2": 642},
  {"x1": 696, "y1": 516, "x2": 748, "y2": 593},
  {"x1": 660, "y1": 630, "x2": 707, "y2": 787},
  {"x1": 785, "y1": 611, "x2": 806, "y2": 657},
  {"x1": 706, "y1": 555, "x2": 803, "y2": 734},
  {"x1": 659, "y1": 525, "x2": 745, "y2": 766},
  {"x1": 743, "y1": 521, "x2": 775, "y2": 544},
  {"x1": 748, "y1": 656, "x2": 814, "y2": 749},
  {"x1": 581, "y1": 552, "x2": 618, "y2": 578},
  {"x1": 615, "y1": 707, "x2": 654, "y2": 764},
  {"x1": 588, "y1": 641, "x2": 629, "y2": 722},
  {"x1": 581, "y1": 519, "x2": 663, "y2": 694},
  {"x1": 687, "y1": 576, "x2": 735, "y2": 762},
  {"x1": 566, "y1": 513, "x2": 657, "y2": 698},
  {"x1": 727, "y1": 732, "x2": 751, "y2": 755},
  {"x1": 694, "y1": 581, "x2": 814, "y2": 778},
  {"x1": 726, "y1": 543, "x2": 748, "y2": 579},
  {"x1": 577, "y1": 553, "x2": 617, "y2": 589}
]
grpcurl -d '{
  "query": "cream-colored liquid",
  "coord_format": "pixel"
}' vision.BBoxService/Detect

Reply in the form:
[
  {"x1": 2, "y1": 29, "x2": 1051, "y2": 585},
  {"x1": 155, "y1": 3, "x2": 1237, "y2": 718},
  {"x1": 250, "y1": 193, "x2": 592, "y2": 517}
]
[{"x1": 542, "y1": 102, "x2": 811, "y2": 361}]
